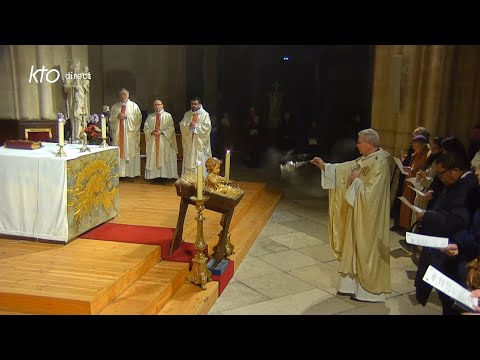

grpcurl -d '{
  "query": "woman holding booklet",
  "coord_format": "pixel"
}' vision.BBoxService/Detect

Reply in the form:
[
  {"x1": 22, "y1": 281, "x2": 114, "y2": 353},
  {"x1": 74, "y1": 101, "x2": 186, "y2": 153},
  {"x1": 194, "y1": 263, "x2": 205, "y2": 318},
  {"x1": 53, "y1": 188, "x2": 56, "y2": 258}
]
[{"x1": 397, "y1": 135, "x2": 429, "y2": 231}]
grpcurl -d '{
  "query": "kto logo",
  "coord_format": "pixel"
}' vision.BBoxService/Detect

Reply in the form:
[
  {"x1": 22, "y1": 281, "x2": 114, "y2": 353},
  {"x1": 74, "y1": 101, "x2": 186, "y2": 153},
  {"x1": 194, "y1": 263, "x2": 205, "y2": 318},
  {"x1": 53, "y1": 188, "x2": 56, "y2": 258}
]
[{"x1": 28, "y1": 66, "x2": 60, "y2": 84}]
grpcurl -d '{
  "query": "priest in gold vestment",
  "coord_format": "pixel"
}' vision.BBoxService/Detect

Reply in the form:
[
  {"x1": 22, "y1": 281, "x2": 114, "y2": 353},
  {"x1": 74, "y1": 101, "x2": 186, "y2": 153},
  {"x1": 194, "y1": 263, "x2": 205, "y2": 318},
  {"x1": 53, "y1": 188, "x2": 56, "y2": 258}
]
[{"x1": 311, "y1": 128, "x2": 391, "y2": 302}]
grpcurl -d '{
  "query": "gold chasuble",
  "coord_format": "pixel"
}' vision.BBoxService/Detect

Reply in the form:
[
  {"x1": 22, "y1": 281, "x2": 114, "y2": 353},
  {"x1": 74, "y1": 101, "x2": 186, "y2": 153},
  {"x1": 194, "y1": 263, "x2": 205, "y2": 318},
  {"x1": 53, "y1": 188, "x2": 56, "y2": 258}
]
[{"x1": 323, "y1": 148, "x2": 391, "y2": 294}]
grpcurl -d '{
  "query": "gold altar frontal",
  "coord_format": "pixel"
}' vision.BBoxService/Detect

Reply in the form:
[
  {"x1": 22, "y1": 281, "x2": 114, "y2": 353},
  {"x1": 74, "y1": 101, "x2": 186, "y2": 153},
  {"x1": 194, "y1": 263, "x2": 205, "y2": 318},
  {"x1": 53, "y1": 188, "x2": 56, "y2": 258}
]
[{"x1": 66, "y1": 148, "x2": 120, "y2": 240}]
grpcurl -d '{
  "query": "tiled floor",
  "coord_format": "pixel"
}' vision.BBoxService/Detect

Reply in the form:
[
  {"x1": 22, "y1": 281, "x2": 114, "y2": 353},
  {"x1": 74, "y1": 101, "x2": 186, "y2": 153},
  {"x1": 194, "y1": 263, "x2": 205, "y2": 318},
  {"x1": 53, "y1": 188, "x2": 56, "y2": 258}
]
[{"x1": 207, "y1": 159, "x2": 442, "y2": 315}]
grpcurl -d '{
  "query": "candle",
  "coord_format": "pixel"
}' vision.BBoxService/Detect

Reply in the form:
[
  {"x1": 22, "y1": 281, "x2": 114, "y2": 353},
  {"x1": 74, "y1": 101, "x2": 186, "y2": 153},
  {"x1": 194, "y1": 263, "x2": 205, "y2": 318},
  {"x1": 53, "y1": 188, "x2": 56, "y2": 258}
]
[
  {"x1": 197, "y1": 161, "x2": 203, "y2": 200},
  {"x1": 101, "y1": 114, "x2": 106, "y2": 140},
  {"x1": 59, "y1": 119, "x2": 64, "y2": 146},
  {"x1": 225, "y1": 149, "x2": 231, "y2": 181}
]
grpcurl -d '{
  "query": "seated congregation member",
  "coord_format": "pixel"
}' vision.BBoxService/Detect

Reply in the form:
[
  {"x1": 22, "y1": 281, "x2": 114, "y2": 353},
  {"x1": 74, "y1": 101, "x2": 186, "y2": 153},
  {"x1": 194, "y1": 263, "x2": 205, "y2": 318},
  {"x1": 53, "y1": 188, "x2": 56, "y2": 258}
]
[
  {"x1": 414, "y1": 152, "x2": 478, "y2": 314},
  {"x1": 391, "y1": 126, "x2": 430, "y2": 231},
  {"x1": 422, "y1": 136, "x2": 469, "y2": 212},
  {"x1": 143, "y1": 99, "x2": 178, "y2": 180},
  {"x1": 398, "y1": 134, "x2": 429, "y2": 231},
  {"x1": 415, "y1": 136, "x2": 444, "y2": 210},
  {"x1": 442, "y1": 164, "x2": 480, "y2": 262}
]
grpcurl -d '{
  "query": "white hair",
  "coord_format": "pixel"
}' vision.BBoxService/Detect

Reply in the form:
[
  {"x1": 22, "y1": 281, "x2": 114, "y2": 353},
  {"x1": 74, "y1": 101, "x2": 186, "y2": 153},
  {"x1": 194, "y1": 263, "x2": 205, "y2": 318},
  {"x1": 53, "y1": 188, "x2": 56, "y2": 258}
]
[{"x1": 358, "y1": 128, "x2": 380, "y2": 147}]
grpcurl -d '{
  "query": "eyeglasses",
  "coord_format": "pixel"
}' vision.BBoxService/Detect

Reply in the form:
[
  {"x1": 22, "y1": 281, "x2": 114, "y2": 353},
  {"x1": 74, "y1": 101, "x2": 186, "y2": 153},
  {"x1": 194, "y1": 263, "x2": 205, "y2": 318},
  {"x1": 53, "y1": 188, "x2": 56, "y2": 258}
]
[{"x1": 437, "y1": 168, "x2": 452, "y2": 177}]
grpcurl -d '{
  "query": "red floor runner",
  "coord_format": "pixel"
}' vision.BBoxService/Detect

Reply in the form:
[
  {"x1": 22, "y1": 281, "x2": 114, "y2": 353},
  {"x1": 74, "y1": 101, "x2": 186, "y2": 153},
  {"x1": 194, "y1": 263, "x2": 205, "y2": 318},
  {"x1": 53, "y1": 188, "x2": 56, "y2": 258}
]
[
  {"x1": 81, "y1": 222, "x2": 234, "y2": 295},
  {"x1": 212, "y1": 260, "x2": 235, "y2": 296},
  {"x1": 80, "y1": 223, "x2": 175, "y2": 258}
]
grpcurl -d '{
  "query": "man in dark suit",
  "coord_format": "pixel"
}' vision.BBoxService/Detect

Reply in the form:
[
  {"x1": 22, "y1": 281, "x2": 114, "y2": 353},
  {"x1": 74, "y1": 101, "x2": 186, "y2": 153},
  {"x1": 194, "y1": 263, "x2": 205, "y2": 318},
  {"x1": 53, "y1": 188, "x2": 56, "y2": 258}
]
[{"x1": 414, "y1": 152, "x2": 478, "y2": 314}]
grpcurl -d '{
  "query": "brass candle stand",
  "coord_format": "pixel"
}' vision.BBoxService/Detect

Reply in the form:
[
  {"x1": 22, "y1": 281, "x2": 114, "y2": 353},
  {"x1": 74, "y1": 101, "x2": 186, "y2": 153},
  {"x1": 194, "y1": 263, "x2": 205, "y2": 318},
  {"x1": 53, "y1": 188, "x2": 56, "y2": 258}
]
[
  {"x1": 99, "y1": 137, "x2": 109, "y2": 148},
  {"x1": 79, "y1": 133, "x2": 90, "y2": 153},
  {"x1": 56, "y1": 144, "x2": 67, "y2": 157},
  {"x1": 186, "y1": 195, "x2": 212, "y2": 290}
]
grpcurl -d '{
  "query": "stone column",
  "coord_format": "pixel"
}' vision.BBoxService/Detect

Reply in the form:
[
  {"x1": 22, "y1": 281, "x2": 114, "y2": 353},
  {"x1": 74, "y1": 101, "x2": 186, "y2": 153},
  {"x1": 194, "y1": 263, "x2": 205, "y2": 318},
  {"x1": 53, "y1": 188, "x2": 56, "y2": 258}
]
[
  {"x1": 14, "y1": 45, "x2": 39, "y2": 120},
  {"x1": 203, "y1": 45, "x2": 219, "y2": 116},
  {"x1": 36, "y1": 45, "x2": 55, "y2": 120},
  {"x1": 168, "y1": 45, "x2": 187, "y2": 122}
]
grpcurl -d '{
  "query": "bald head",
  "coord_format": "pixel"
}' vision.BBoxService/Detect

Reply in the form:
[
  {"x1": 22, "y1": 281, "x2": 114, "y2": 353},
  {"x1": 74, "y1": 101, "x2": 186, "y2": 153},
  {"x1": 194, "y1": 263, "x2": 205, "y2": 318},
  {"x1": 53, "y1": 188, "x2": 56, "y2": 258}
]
[{"x1": 119, "y1": 88, "x2": 129, "y2": 103}]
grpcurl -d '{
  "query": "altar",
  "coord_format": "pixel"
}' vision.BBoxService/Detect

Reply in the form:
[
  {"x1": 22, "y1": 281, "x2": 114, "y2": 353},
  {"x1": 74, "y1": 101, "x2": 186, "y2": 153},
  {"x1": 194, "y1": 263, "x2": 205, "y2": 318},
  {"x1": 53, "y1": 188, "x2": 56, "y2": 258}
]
[{"x1": 0, "y1": 142, "x2": 120, "y2": 243}]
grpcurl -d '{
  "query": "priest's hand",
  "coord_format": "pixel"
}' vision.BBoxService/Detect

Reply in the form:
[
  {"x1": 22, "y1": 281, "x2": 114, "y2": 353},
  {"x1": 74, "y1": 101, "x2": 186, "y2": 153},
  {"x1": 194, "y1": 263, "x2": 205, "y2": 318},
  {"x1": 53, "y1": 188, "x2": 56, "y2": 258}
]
[
  {"x1": 348, "y1": 169, "x2": 360, "y2": 183},
  {"x1": 118, "y1": 113, "x2": 127, "y2": 120},
  {"x1": 310, "y1": 157, "x2": 325, "y2": 170}
]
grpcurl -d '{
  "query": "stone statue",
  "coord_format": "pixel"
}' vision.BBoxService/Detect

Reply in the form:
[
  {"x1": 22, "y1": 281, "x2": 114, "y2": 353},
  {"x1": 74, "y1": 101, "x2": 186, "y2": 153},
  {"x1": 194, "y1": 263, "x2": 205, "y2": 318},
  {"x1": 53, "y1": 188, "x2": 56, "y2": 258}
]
[
  {"x1": 268, "y1": 81, "x2": 283, "y2": 128},
  {"x1": 205, "y1": 157, "x2": 241, "y2": 198},
  {"x1": 64, "y1": 59, "x2": 88, "y2": 141},
  {"x1": 82, "y1": 66, "x2": 90, "y2": 117}
]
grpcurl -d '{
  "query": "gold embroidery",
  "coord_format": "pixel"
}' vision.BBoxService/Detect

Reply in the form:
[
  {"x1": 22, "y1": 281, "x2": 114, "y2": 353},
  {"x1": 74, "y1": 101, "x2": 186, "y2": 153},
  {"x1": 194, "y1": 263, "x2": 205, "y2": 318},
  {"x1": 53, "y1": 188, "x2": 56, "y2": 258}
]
[
  {"x1": 66, "y1": 149, "x2": 119, "y2": 237},
  {"x1": 360, "y1": 166, "x2": 370, "y2": 177}
]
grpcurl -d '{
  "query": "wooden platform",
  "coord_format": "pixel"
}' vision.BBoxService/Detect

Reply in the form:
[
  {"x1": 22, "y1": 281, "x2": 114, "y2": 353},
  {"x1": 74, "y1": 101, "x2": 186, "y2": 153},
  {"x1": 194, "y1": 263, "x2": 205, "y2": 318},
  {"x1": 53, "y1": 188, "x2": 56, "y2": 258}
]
[{"x1": 0, "y1": 178, "x2": 281, "y2": 315}]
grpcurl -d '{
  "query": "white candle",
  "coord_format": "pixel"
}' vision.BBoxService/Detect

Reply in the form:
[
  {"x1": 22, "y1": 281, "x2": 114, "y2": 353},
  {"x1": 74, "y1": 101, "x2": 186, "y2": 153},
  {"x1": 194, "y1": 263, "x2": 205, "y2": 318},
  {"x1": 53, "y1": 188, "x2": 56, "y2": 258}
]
[
  {"x1": 59, "y1": 119, "x2": 64, "y2": 146},
  {"x1": 225, "y1": 149, "x2": 231, "y2": 181},
  {"x1": 101, "y1": 114, "x2": 106, "y2": 140},
  {"x1": 197, "y1": 161, "x2": 203, "y2": 200}
]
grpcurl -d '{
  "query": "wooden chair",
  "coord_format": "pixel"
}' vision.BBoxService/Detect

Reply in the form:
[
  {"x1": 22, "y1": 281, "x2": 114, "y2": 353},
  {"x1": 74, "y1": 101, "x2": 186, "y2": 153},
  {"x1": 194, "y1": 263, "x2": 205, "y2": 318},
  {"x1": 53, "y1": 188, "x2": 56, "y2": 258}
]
[{"x1": 25, "y1": 128, "x2": 53, "y2": 142}]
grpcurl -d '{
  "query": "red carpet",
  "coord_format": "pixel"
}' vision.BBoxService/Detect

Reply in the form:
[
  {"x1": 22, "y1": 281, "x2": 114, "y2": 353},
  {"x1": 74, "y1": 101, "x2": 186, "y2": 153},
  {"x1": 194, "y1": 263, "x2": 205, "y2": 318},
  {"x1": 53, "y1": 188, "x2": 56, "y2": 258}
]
[
  {"x1": 81, "y1": 222, "x2": 234, "y2": 295},
  {"x1": 212, "y1": 260, "x2": 235, "y2": 296},
  {"x1": 80, "y1": 223, "x2": 175, "y2": 258}
]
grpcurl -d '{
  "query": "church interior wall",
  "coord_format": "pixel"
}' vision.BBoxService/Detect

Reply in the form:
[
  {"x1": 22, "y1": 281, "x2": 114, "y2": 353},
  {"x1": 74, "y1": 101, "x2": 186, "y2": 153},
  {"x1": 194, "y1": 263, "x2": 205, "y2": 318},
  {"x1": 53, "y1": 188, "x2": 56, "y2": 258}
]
[
  {"x1": 371, "y1": 45, "x2": 480, "y2": 165},
  {"x1": 0, "y1": 45, "x2": 88, "y2": 144}
]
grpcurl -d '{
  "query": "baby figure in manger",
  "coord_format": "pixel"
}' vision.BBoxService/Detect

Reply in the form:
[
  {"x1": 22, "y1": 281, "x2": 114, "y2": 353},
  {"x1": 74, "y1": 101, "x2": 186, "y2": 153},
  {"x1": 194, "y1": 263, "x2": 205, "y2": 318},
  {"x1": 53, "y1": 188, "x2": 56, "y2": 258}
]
[{"x1": 205, "y1": 157, "x2": 241, "y2": 198}]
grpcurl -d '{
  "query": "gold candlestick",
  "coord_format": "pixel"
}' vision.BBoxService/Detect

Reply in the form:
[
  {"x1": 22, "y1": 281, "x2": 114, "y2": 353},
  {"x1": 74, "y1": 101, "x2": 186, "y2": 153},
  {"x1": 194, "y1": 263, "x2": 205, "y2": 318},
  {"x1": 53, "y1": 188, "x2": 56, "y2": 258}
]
[
  {"x1": 99, "y1": 137, "x2": 109, "y2": 148},
  {"x1": 55, "y1": 143, "x2": 67, "y2": 157},
  {"x1": 186, "y1": 195, "x2": 212, "y2": 290},
  {"x1": 79, "y1": 132, "x2": 90, "y2": 152}
]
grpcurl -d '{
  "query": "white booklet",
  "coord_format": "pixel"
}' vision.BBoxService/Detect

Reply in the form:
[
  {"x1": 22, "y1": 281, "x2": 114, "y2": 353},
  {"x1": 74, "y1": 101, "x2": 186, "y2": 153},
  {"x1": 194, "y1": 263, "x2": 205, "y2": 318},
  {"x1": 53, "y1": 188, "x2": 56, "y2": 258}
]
[
  {"x1": 397, "y1": 196, "x2": 423, "y2": 213},
  {"x1": 405, "y1": 231, "x2": 448, "y2": 248},
  {"x1": 407, "y1": 185, "x2": 427, "y2": 197},
  {"x1": 406, "y1": 177, "x2": 423, "y2": 191},
  {"x1": 394, "y1": 157, "x2": 411, "y2": 175},
  {"x1": 423, "y1": 265, "x2": 479, "y2": 311}
]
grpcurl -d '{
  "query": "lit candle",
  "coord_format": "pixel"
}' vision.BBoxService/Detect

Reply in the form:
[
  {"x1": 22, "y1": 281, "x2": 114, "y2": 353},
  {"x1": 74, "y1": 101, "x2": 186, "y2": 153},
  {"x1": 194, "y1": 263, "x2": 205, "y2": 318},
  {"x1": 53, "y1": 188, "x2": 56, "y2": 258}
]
[
  {"x1": 101, "y1": 114, "x2": 106, "y2": 140},
  {"x1": 58, "y1": 118, "x2": 64, "y2": 146},
  {"x1": 197, "y1": 160, "x2": 203, "y2": 200},
  {"x1": 225, "y1": 149, "x2": 231, "y2": 181}
]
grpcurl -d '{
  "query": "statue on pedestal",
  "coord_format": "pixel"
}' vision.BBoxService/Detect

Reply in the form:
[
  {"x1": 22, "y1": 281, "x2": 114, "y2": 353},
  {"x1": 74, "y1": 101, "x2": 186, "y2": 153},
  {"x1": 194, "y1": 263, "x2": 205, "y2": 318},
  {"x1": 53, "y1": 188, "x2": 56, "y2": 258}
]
[
  {"x1": 64, "y1": 59, "x2": 89, "y2": 142},
  {"x1": 267, "y1": 81, "x2": 283, "y2": 128}
]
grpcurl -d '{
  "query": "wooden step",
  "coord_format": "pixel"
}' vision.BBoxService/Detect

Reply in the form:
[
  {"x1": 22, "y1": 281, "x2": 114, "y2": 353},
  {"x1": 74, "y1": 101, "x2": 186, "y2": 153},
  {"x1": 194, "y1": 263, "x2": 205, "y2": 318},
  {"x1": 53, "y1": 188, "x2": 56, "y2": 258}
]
[
  {"x1": 157, "y1": 282, "x2": 218, "y2": 315},
  {"x1": 0, "y1": 239, "x2": 61, "y2": 261},
  {"x1": 100, "y1": 261, "x2": 189, "y2": 315},
  {"x1": 0, "y1": 240, "x2": 162, "y2": 314}
]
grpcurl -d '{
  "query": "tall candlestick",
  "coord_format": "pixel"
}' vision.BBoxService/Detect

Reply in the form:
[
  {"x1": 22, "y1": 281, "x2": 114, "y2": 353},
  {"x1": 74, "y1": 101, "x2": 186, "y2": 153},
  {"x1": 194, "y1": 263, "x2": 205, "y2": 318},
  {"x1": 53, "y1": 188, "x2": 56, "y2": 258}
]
[
  {"x1": 101, "y1": 114, "x2": 106, "y2": 140},
  {"x1": 197, "y1": 161, "x2": 203, "y2": 200},
  {"x1": 225, "y1": 149, "x2": 231, "y2": 181},
  {"x1": 59, "y1": 119, "x2": 64, "y2": 146}
]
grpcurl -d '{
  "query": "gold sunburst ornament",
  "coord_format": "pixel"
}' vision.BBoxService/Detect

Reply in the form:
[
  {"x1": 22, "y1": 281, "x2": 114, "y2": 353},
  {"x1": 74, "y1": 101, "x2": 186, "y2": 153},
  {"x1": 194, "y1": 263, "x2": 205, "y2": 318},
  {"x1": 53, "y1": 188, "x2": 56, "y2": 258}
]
[{"x1": 66, "y1": 149, "x2": 119, "y2": 237}]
